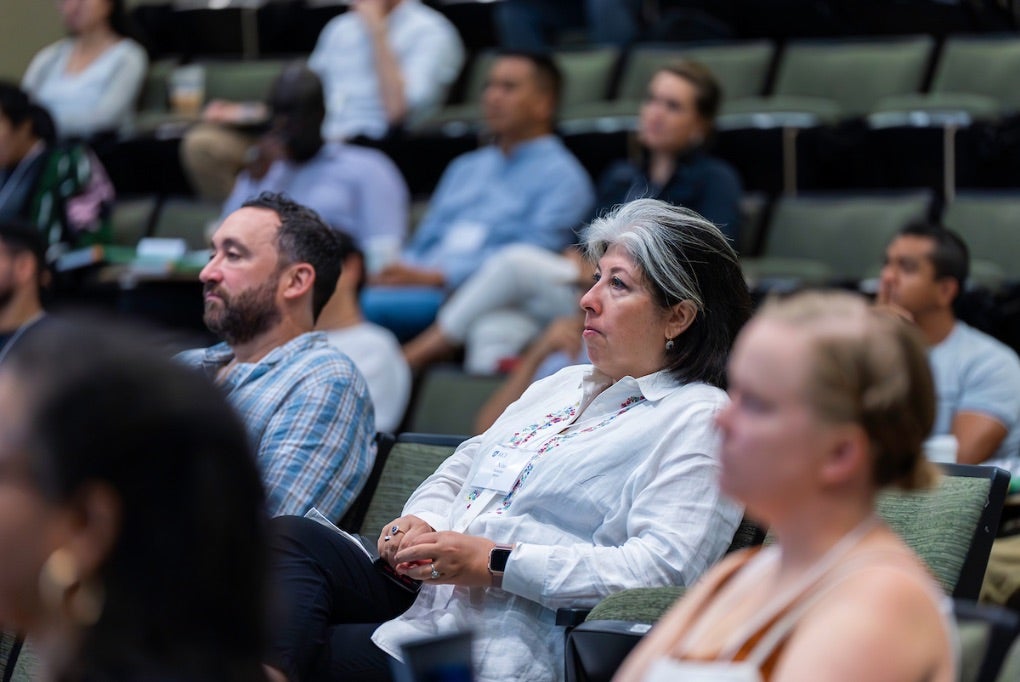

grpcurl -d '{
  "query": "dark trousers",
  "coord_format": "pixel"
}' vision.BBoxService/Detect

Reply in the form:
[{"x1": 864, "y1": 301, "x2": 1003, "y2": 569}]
[{"x1": 267, "y1": 516, "x2": 418, "y2": 682}]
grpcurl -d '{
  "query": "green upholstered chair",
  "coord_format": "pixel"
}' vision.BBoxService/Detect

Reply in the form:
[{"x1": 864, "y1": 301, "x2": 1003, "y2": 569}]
[
  {"x1": 871, "y1": 35, "x2": 1020, "y2": 127},
  {"x1": 721, "y1": 35, "x2": 935, "y2": 129},
  {"x1": 357, "y1": 432, "x2": 465, "y2": 537},
  {"x1": 955, "y1": 599, "x2": 1020, "y2": 682},
  {"x1": 585, "y1": 586, "x2": 686, "y2": 625},
  {"x1": 942, "y1": 191, "x2": 1020, "y2": 290},
  {"x1": 339, "y1": 431, "x2": 397, "y2": 532},
  {"x1": 150, "y1": 196, "x2": 223, "y2": 251},
  {"x1": 877, "y1": 463, "x2": 1010, "y2": 600},
  {"x1": 0, "y1": 631, "x2": 22, "y2": 682},
  {"x1": 736, "y1": 191, "x2": 770, "y2": 257},
  {"x1": 200, "y1": 58, "x2": 288, "y2": 104},
  {"x1": 741, "y1": 190, "x2": 933, "y2": 291},
  {"x1": 405, "y1": 366, "x2": 505, "y2": 436},
  {"x1": 109, "y1": 195, "x2": 159, "y2": 247}
]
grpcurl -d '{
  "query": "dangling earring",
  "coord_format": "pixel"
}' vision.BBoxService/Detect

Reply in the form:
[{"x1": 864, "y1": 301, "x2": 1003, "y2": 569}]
[
  {"x1": 665, "y1": 337, "x2": 675, "y2": 351},
  {"x1": 39, "y1": 548, "x2": 104, "y2": 626}
]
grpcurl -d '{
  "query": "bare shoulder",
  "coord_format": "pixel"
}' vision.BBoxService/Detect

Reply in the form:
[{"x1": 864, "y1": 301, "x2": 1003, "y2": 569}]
[{"x1": 773, "y1": 554, "x2": 954, "y2": 682}]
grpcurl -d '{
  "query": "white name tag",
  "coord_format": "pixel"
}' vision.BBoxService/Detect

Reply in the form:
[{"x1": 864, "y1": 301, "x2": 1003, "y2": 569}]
[
  {"x1": 469, "y1": 445, "x2": 534, "y2": 494},
  {"x1": 439, "y1": 220, "x2": 487, "y2": 255},
  {"x1": 644, "y1": 659, "x2": 763, "y2": 682}
]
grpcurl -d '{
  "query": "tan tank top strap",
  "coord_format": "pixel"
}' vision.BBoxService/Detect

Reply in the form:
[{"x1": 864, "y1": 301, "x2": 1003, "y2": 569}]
[{"x1": 740, "y1": 548, "x2": 935, "y2": 668}]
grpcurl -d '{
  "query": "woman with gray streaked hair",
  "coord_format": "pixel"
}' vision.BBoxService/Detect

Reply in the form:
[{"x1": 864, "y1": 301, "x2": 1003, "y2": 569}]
[
  {"x1": 266, "y1": 198, "x2": 752, "y2": 682},
  {"x1": 582, "y1": 198, "x2": 751, "y2": 388}
]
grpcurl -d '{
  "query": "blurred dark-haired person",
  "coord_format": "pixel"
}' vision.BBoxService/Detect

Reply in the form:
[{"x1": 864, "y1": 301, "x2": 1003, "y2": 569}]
[
  {"x1": 598, "y1": 60, "x2": 741, "y2": 243},
  {"x1": 878, "y1": 222, "x2": 1020, "y2": 473},
  {"x1": 316, "y1": 230, "x2": 411, "y2": 434},
  {"x1": 220, "y1": 64, "x2": 409, "y2": 261},
  {"x1": 0, "y1": 222, "x2": 49, "y2": 362},
  {"x1": 362, "y1": 51, "x2": 595, "y2": 341},
  {"x1": 176, "y1": 192, "x2": 376, "y2": 523},
  {"x1": 266, "y1": 198, "x2": 749, "y2": 682},
  {"x1": 0, "y1": 317, "x2": 270, "y2": 681},
  {"x1": 0, "y1": 83, "x2": 114, "y2": 252},
  {"x1": 22, "y1": 0, "x2": 147, "y2": 138}
]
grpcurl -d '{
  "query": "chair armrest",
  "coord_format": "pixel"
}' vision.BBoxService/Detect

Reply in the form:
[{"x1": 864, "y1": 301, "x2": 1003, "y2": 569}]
[
  {"x1": 556, "y1": 607, "x2": 592, "y2": 627},
  {"x1": 565, "y1": 619, "x2": 653, "y2": 682}
]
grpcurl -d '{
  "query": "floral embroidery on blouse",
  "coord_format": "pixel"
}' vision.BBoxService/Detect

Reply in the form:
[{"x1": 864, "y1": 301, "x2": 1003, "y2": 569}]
[{"x1": 464, "y1": 395, "x2": 647, "y2": 511}]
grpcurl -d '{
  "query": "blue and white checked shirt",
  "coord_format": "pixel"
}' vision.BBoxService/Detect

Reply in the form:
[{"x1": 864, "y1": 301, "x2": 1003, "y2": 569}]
[{"x1": 177, "y1": 332, "x2": 376, "y2": 522}]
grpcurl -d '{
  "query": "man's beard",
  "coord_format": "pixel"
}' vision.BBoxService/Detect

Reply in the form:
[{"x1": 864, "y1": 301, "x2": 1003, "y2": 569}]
[{"x1": 203, "y1": 277, "x2": 282, "y2": 346}]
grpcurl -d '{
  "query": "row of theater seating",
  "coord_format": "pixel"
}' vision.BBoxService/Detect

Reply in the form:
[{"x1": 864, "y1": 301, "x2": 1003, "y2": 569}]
[
  {"x1": 128, "y1": 0, "x2": 1019, "y2": 60},
  {"x1": 297, "y1": 428, "x2": 1020, "y2": 682},
  {"x1": 121, "y1": 33, "x2": 1020, "y2": 199},
  {"x1": 135, "y1": 34, "x2": 1020, "y2": 133},
  {"x1": 106, "y1": 188, "x2": 1020, "y2": 293}
]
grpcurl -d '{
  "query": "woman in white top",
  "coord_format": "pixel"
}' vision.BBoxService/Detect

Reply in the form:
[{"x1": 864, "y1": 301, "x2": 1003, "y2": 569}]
[
  {"x1": 23, "y1": 0, "x2": 147, "y2": 139},
  {"x1": 614, "y1": 291, "x2": 956, "y2": 682},
  {"x1": 264, "y1": 198, "x2": 753, "y2": 682}
]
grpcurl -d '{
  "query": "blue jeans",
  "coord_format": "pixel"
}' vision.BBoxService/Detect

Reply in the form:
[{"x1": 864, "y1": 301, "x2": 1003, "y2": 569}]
[
  {"x1": 361, "y1": 286, "x2": 446, "y2": 343},
  {"x1": 495, "y1": 0, "x2": 643, "y2": 48}
]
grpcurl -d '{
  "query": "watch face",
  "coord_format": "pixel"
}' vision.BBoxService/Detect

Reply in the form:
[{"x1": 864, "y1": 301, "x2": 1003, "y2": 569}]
[{"x1": 489, "y1": 547, "x2": 512, "y2": 573}]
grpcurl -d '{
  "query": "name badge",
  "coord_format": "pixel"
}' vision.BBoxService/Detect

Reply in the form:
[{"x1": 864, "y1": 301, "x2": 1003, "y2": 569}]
[
  {"x1": 644, "y1": 659, "x2": 762, "y2": 682},
  {"x1": 439, "y1": 220, "x2": 488, "y2": 255},
  {"x1": 469, "y1": 445, "x2": 534, "y2": 494}
]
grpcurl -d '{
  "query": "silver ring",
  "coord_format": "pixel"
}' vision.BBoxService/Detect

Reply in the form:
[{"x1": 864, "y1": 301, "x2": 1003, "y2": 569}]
[
  {"x1": 383, "y1": 535, "x2": 391, "y2": 542},
  {"x1": 430, "y1": 564, "x2": 440, "y2": 580}
]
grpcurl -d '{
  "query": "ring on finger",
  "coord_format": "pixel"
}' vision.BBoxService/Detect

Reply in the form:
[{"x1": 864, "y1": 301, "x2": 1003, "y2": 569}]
[
  {"x1": 390, "y1": 525, "x2": 403, "y2": 535},
  {"x1": 384, "y1": 535, "x2": 392, "y2": 542},
  {"x1": 430, "y1": 564, "x2": 440, "y2": 580}
]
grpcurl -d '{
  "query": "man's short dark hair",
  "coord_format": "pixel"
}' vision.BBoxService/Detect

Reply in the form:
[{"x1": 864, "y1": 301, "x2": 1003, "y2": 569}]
[
  {"x1": 333, "y1": 229, "x2": 367, "y2": 294},
  {"x1": 0, "y1": 220, "x2": 47, "y2": 287},
  {"x1": 898, "y1": 220, "x2": 970, "y2": 297},
  {"x1": 241, "y1": 192, "x2": 342, "y2": 321},
  {"x1": 496, "y1": 50, "x2": 564, "y2": 112}
]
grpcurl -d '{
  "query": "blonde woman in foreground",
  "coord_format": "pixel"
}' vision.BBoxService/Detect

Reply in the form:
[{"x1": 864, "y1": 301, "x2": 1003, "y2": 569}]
[{"x1": 614, "y1": 291, "x2": 955, "y2": 682}]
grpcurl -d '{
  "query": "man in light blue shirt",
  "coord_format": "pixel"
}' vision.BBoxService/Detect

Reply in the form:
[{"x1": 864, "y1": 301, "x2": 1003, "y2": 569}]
[{"x1": 363, "y1": 52, "x2": 596, "y2": 340}]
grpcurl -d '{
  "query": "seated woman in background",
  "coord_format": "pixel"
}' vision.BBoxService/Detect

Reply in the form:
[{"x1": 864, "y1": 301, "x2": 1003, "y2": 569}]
[
  {"x1": 0, "y1": 83, "x2": 114, "y2": 253},
  {"x1": 614, "y1": 291, "x2": 955, "y2": 682},
  {"x1": 403, "y1": 59, "x2": 742, "y2": 375},
  {"x1": 22, "y1": 0, "x2": 147, "y2": 139},
  {"x1": 266, "y1": 198, "x2": 752, "y2": 681},
  {"x1": 0, "y1": 318, "x2": 270, "y2": 681}
]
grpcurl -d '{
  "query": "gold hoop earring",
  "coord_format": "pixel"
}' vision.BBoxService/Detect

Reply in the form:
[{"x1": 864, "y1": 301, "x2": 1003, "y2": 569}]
[{"x1": 38, "y1": 548, "x2": 104, "y2": 626}]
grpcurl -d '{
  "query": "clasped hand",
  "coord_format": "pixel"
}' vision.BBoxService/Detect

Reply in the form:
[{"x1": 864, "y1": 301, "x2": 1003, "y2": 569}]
[{"x1": 377, "y1": 515, "x2": 495, "y2": 587}]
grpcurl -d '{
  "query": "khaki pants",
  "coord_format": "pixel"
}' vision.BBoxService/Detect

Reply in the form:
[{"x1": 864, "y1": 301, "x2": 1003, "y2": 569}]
[
  {"x1": 179, "y1": 123, "x2": 254, "y2": 202},
  {"x1": 981, "y1": 496, "x2": 1020, "y2": 608}
]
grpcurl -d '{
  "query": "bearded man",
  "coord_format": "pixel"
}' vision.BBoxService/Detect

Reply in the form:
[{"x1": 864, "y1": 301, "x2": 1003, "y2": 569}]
[{"x1": 177, "y1": 192, "x2": 376, "y2": 522}]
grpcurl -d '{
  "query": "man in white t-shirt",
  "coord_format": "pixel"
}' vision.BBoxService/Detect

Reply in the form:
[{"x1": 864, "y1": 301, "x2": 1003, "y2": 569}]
[
  {"x1": 181, "y1": 0, "x2": 465, "y2": 201},
  {"x1": 878, "y1": 221, "x2": 1020, "y2": 474},
  {"x1": 317, "y1": 230, "x2": 411, "y2": 433}
]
